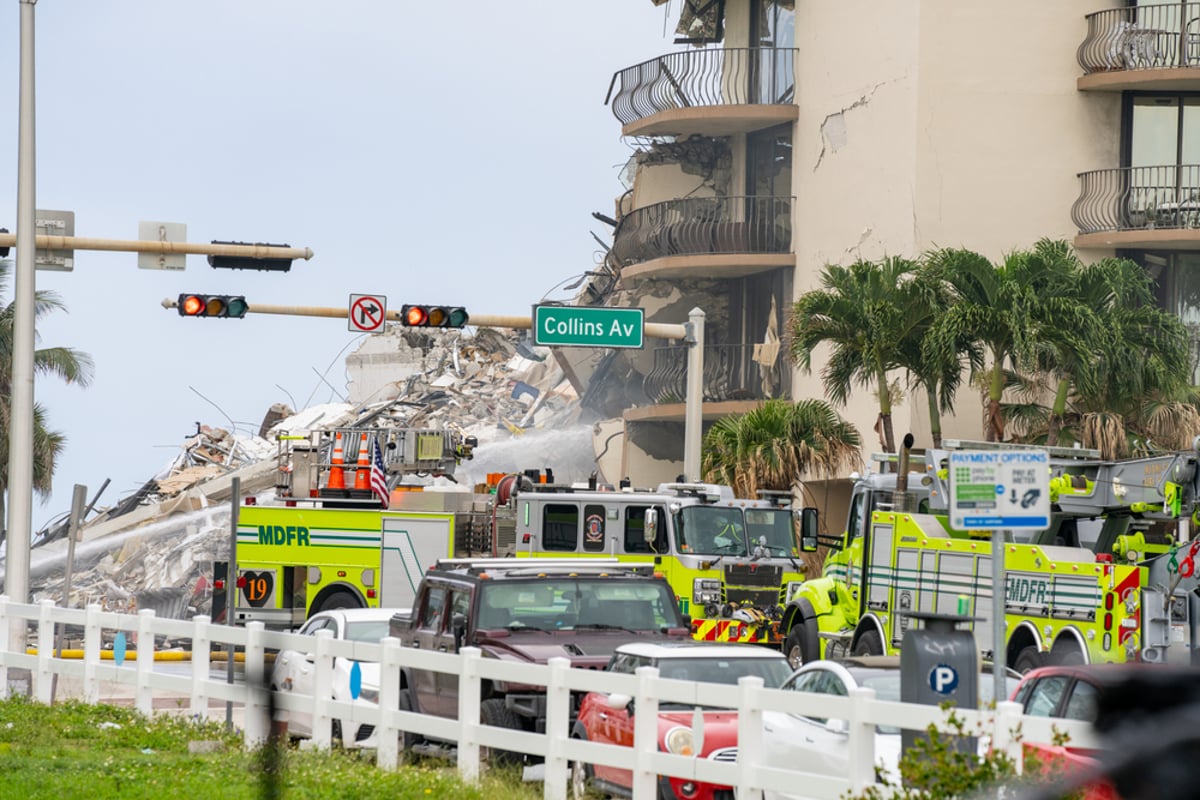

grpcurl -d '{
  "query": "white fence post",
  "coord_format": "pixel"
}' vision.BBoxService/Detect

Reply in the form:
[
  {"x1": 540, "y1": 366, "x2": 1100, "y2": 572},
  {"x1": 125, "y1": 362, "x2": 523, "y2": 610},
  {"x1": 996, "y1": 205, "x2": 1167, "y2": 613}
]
[
  {"x1": 735, "y1": 675, "x2": 765, "y2": 800},
  {"x1": 35, "y1": 599, "x2": 55, "y2": 703},
  {"x1": 190, "y1": 614, "x2": 212, "y2": 718},
  {"x1": 0, "y1": 595, "x2": 9, "y2": 698},
  {"x1": 631, "y1": 665, "x2": 661, "y2": 799},
  {"x1": 543, "y1": 657, "x2": 571, "y2": 800},
  {"x1": 457, "y1": 646, "x2": 483, "y2": 785},
  {"x1": 135, "y1": 609, "x2": 156, "y2": 717},
  {"x1": 312, "y1": 629, "x2": 334, "y2": 750},
  {"x1": 244, "y1": 622, "x2": 267, "y2": 746},
  {"x1": 83, "y1": 603, "x2": 102, "y2": 704},
  {"x1": 846, "y1": 686, "x2": 878, "y2": 792},
  {"x1": 376, "y1": 636, "x2": 401, "y2": 771},
  {"x1": 993, "y1": 700, "x2": 1025, "y2": 774}
]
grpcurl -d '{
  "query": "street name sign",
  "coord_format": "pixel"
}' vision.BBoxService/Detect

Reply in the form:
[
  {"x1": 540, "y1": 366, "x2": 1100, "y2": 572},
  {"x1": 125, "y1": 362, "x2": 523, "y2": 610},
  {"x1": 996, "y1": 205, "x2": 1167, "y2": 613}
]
[
  {"x1": 532, "y1": 305, "x2": 644, "y2": 349},
  {"x1": 948, "y1": 449, "x2": 1050, "y2": 531}
]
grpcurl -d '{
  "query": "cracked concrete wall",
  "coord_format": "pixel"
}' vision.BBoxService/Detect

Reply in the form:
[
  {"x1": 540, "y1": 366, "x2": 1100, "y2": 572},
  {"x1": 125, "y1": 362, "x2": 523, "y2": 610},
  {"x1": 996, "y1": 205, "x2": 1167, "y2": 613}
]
[{"x1": 787, "y1": 0, "x2": 1121, "y2": 451}]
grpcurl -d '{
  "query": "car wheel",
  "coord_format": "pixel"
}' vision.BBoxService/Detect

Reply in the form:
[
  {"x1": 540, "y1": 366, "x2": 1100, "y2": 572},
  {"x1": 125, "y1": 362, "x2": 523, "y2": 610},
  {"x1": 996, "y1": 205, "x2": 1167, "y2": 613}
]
[
  {"x1": 784, "y1": 621, "x2": 817, "y2": 669},
  {"x1": 331, "y1": 718, "x2": 344, "y2": 747},
  {"x1": 397, "y1": 689, "x2": 419, "y2": 750},
  {"x1": 1014, "y1": 645, "x2": 1049, "y2": 674},
  {"x1": 853, "y1": 629, "x2": 883, "y2": 656},
  {"x1": 568, "y1": 738, "x2": 594, "y2": 800},
  {"x1": 480, "y1": 698, "x2": 524, "y2": 765}
]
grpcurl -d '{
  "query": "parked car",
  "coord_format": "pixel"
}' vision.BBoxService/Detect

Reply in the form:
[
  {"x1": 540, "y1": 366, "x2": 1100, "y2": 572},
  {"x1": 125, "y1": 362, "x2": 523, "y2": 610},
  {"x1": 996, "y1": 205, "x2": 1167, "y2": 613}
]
[
  {"x1": 571, "y1": 641, "x2": 793, "y2": 800},
  {"x1": 1009, "y1": 664, "x2": 1128, "y2": 800},
  {"x1": 270, "y1": 607, "x2": 396, "y2": 748},
  {"x1": 761, "y1": 656, "x2": 1020, "y2": 799}
]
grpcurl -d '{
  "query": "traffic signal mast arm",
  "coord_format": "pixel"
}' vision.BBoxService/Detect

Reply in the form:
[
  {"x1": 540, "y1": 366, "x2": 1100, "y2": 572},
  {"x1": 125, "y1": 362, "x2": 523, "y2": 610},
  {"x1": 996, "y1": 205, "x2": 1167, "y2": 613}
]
[
  {"x1": 159, "y1": 300, "x2": 690, "y2": 338},
  {"x1": 0, "y1": 232, "x2": 312, "y2": 262}
]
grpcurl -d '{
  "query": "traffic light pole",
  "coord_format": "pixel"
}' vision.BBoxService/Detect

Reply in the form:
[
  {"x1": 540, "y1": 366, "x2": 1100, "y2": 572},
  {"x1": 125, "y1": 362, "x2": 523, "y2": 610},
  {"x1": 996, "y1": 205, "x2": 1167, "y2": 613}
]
[{"x1": 160, "y1": 301, "x2": 706, "y2": 482}]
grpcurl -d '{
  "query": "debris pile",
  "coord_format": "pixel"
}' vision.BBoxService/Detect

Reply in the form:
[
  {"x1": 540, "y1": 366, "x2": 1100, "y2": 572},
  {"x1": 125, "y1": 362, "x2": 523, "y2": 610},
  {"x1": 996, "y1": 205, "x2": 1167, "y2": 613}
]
[{"x1": 14, "y1": 326, "x2": 594, "y2": 618}]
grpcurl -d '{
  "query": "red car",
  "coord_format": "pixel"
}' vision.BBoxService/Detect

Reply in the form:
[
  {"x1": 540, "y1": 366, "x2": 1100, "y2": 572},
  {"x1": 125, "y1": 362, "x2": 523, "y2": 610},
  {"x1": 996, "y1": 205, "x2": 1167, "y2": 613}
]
[
  {"x1": 570, "y1": 642, "x2": 792, "y2": 800},
  {"x1": 1010, "y1": 664, "x2": 1129, "y2": 800}
]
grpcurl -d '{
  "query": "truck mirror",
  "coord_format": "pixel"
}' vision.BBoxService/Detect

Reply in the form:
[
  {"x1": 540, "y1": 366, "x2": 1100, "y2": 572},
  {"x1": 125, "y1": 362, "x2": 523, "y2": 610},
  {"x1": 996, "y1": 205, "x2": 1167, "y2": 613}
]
[
  {"x1": 452, "y1": 612, "x2": 467, "y2": 650},
  {"x1": 644, "y1": 509, "x2": 658, "y2": 544},
  {"x1": 799, "y1": 507, "x2": 820, "y2": 552}
]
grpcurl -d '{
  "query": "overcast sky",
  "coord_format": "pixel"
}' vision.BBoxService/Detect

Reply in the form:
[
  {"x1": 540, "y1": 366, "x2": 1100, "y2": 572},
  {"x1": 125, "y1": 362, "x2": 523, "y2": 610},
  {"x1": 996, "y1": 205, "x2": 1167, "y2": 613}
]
[{"x1": 0, "y1": 2, "x2": 675, "y2": 533}]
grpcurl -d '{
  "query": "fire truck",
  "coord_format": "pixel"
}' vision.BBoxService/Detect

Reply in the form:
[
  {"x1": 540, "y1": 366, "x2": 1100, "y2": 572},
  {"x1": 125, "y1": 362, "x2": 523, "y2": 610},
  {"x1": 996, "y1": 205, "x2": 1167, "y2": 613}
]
[
  {"x1": 506, "y1": 477, "x2": 819, "y2": 644},
  {"x1": 780, "y1": 438, "x2": 1200, "y2": 670},
  {"x1": 228, "y1": 426, "x2": 495, "y2": 629},
  {"x1": 227, "y1": 425, "x2": 821, "y2": 642}
]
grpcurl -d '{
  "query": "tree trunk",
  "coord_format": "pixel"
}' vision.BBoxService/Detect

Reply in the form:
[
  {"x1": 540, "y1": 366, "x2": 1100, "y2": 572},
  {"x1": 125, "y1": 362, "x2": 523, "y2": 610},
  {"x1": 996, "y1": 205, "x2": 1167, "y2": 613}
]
[
  {"x1": 926, "y1": 384, "x2": 942, "y2": 449},
  {"x1": 877, "y1": 370, "x2": 896, "y2": 452},
  {"x1": 1046, "y1": 377, "x2": 1070, "y2": 446},
  {"x1": 986, "y1": 363, "x2": 1006, "y2": 442}
]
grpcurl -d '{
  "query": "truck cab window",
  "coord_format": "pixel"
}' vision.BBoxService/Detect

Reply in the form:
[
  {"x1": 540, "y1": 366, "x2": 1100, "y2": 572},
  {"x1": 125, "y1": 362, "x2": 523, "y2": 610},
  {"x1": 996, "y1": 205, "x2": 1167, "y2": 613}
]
[
  {"x1": 624, "y1": 505, "x2": 667, "y2": 553},
  {"x1": 419, "y1": 586, "x2": 447, "y2": 631},
  {"x1": 543, "y1": 504, "x2": 579, "y2": 551}
]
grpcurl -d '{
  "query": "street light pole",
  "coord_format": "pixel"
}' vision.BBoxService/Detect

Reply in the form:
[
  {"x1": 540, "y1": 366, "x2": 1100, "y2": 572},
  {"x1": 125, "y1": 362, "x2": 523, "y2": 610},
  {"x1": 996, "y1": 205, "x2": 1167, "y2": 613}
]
[{"x1": 7, "y1": 0, "x2": 38, "y2": 660}]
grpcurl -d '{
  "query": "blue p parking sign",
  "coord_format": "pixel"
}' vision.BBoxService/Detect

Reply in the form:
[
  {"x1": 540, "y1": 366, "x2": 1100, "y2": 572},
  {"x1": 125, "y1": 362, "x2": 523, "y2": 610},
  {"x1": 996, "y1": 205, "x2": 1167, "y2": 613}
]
[{"x1": 929, "y1": 663, "x2": 959, "y2": 695}]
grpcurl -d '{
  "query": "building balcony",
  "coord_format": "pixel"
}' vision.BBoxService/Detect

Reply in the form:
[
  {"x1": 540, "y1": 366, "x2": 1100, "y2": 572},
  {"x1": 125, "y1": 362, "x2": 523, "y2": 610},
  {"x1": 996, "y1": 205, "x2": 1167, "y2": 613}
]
[
  {"x1": 611, "y1": 195, "x2": 795, "y2": 281},
  {"x1": 1072, "y1": 164, "x2": 1200, "y2": 250},
  {"x1": 635, "y1": 341, "x2": 790, "y2": 424},
  {"x1": 1078, "y1": 3, "x2": 1200, "y2": 91},
  {"x1": 606, "y1": 47, "x2": 798, "y2": 137}
]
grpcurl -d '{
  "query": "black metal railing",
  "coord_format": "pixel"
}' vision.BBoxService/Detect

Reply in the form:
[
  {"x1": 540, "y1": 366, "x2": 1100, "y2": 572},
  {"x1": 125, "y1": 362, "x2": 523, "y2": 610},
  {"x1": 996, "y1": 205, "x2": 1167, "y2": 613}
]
[
  {"x1": 1072, "y1": 165, "x2": 1200, "y2": 233},
  {"x1": 611, "y1": 195, "x2": 793, "y2": 268},
  {"x1": 1078, "y1": 3, "x2": 1200, "y2": 73},
  {"x1": 606, "y1": 47, "x2": 797, "y2": 126},
  {"x1": 643, "y1": 342, "x2": 790, "y2": 404}
]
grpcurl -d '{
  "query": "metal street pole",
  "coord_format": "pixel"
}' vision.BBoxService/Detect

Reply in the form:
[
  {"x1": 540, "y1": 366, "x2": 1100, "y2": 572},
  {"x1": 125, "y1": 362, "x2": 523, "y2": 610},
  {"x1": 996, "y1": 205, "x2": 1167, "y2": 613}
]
[
  {"x1": 7, "y1": 0, "x2": 38, "y2": 666},
  {"x1": 0, "y1": 233, "x2": 313, "y2": 263},
  {"x1": 683, "y1": 307, "x2": 705, "y2": 483}
]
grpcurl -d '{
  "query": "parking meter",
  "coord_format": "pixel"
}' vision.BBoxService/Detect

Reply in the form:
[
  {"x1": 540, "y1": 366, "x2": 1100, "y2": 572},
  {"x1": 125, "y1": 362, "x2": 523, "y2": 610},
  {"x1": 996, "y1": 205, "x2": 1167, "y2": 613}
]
[{"x1": 900, "y1": 611, "x2": 979, "y2": 757}]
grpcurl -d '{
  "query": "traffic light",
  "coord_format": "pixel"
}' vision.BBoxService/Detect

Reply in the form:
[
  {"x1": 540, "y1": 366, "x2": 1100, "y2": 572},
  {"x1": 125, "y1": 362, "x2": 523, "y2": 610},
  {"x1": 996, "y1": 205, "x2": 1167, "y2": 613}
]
[
  {"x1": 177, "y1": 293, "x2": 249, "y2": 318},
  {"x1": 0, "y1": 228, "x2": 8, "y2": 258},
  {"x1": 207, "y1": 240, "x2": 294, "y2": 272},
  {"x1": 401, "y1": 304, "x2": 469, "y2": 328}
]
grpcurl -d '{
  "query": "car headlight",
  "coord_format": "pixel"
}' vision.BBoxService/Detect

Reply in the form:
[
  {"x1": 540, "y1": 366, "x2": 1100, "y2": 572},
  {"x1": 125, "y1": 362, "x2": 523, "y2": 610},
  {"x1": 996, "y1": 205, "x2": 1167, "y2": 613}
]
[
  {"x1": 693, "y1": 578, "x2": 721, "y2": 605},
  {"x1": 663, "y1": 725, "x2": 694, "y2": 756},
  {"x1": 358, "y1": 687, "x2": 379, "y2": 704}
]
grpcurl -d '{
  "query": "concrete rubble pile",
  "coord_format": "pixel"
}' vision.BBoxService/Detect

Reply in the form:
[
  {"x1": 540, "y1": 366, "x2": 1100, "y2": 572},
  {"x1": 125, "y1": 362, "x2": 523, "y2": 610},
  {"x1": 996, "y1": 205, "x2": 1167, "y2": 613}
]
[{"x1": 18, "y1": 326, "x2": 593, "y2": 620}]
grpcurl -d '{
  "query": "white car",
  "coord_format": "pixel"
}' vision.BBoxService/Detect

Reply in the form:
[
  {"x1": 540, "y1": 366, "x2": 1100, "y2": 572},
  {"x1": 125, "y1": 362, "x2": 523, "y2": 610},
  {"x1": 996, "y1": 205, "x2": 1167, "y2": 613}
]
[
  {"x1": 761, "y1": 656, "x2": 1020, "y2": 799},
  {"x1": 270, "y1": 607, "x2": 396, "y2": 748}
]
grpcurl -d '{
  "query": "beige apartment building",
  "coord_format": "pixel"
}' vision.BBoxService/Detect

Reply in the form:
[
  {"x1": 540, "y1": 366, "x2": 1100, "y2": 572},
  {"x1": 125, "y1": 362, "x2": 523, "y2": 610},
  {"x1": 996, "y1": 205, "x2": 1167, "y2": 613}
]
[{"x1": 573, "y1": 0, "x2": 1200, "y2": 496}]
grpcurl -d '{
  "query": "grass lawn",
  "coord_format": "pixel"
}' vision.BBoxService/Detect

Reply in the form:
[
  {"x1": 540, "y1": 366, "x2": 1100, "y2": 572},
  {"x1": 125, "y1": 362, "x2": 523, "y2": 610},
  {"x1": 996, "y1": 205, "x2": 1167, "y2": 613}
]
[{"x1": 0, "y1": 697, "x2": 542, "y2": 799}]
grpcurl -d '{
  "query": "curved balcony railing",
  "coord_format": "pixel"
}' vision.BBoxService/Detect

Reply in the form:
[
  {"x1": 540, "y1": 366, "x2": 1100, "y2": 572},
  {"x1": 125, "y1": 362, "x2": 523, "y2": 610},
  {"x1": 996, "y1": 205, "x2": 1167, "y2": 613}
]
[
  {"x1": 606, "y1": 47, "x2": 796, "y2": 126},
  {"x1": 611, "y1": 195, "x2": 793, "y2": 268},
  {"x1": 1072, "y1": 165, "x2": 1200, "y2": 233},
  {"x1": 643, "y1": 342, "x2": 790, "y2": 405},
  {"x1": 1078, "y1": 3, "x2": 1200, "y2": 73}
]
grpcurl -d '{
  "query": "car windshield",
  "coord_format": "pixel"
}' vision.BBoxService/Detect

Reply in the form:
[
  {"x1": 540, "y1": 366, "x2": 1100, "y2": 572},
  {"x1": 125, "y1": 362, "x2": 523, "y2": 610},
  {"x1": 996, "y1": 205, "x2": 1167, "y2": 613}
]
[
  {"x1": 657, "y1": 655, "x2": 791, "y2": 709},
  {"x1": 854, "y1": 670, "x2": 1021, "y2": 735},
  {"x1": 675, "y1": 507, "x2": 749, "y2": 556},
  {"x1": 344, "y1": 619, "x2": 390, "y2": 643},
  {"x1": 478, "y1": 579, "x2": 683, "y2": 631}
]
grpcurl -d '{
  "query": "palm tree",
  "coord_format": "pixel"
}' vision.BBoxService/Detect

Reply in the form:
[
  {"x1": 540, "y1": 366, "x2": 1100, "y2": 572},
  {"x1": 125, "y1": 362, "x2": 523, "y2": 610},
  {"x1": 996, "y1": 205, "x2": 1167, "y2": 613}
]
[
  {"x1": 791, "y1": 257, "x2": 925, "y2": 452},
  {"x1": 924, "y1": 242, "x2": 1087, "y2": 442},
  {"x1": 0, "y1": 260, "x2": 94, "y2": 547}
]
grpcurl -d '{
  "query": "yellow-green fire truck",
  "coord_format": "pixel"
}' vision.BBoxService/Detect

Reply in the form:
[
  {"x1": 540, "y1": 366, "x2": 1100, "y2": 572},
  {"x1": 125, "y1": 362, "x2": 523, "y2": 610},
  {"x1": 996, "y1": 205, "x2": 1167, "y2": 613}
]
[{"x1": 781, "y1": 439, "x2": 1200, "y2": 671}]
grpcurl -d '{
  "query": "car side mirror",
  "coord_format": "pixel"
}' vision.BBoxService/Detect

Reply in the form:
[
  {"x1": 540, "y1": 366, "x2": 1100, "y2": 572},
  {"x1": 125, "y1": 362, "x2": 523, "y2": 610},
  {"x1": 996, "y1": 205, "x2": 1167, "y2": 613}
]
[
  {"x1": 606, "y1": 693, "x2": 633, "y2": 712},
  {"x1": 825, "y1": 718, "x2": 848, "y2": 734}
]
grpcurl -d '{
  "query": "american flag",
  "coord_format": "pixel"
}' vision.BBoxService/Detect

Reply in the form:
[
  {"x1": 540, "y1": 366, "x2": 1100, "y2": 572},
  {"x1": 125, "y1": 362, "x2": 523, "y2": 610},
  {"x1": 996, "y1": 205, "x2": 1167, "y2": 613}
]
[{"x1": 371, "y1": 439, "x2": 390, "y2": 509}]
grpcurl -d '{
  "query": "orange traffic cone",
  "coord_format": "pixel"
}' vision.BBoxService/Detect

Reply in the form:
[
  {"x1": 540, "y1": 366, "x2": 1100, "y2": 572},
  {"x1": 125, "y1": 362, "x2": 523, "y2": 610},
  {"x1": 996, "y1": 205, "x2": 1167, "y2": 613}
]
[
  {"x1": 327, "y1": 431, "x2": 347, "y2": 490},
  {"x1": 354, "y1": 433, "x2": 372, "y2": 491}
]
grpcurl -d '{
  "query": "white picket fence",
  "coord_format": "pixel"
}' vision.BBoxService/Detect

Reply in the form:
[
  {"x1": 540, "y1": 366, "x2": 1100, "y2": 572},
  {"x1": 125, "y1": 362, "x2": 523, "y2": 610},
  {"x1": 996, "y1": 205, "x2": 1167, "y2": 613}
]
[{"x1": 0, "y1": 597, "x2": 1097, "y2": 800}]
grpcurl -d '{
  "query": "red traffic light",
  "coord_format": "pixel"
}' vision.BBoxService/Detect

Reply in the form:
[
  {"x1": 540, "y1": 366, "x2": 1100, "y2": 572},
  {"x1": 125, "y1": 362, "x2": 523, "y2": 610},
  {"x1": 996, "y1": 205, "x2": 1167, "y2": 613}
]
[
  {"x1": 178, "y1": 293, "x2": 249, "y2": 318},
  {"x1": 400, "y1": 304, "x2": 469, "y2": 328}
]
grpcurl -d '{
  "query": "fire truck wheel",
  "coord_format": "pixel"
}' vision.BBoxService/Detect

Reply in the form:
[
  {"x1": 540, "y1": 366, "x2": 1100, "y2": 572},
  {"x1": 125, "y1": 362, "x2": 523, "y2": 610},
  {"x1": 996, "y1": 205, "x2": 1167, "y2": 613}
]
[
  {"x1": 314, "y1": 590, "x2": 360, "y2": 613},
  {"x1": 784, "y1": 622, "x2": 817, "y2": 669},
  {"x1": 1014, "y1": 646, "x2": 1049, "y2": 674},
  {"x1": 480, "y1": 698, "x2": 524, "y2": 765},
  {"x1": 853, "y1": 629, "x2": 883, "y2": 657}
]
